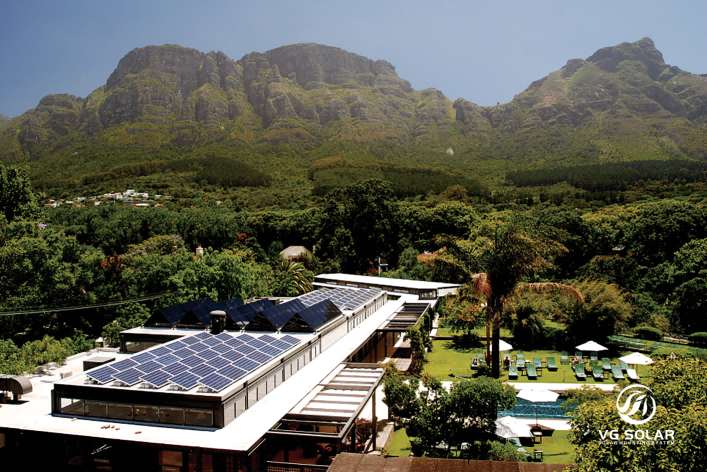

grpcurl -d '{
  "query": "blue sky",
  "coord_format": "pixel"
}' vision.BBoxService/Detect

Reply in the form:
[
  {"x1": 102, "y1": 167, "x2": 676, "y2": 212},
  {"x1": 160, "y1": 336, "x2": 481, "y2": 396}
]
[{"x1": 1, "y1": 0, "x2": 705, "y2": 118}]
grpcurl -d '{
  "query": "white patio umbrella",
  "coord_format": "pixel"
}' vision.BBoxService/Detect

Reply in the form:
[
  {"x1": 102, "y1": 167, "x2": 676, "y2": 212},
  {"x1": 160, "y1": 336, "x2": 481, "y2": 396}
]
[
  {"x1": 575, "y1": 340, "x2": 609, "y2": 352},
  {"x1": 517, "y1": 388, "x2": 559, "y2": 426},
  {"x1": 495, "y1": 416, "x2": 532, "y2": 439},
  {"x1": 619, "y1": 352, "x2": 653, "y2": 376},
  {"x1": 489, "y1": 339, "x2": 513, "y2": 351}
]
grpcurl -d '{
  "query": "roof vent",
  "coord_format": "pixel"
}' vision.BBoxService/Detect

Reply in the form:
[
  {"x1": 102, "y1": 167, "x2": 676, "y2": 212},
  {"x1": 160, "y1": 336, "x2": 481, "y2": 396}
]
[{"x1": 0, "y1": 375, "x2": 33, "y2": 401}]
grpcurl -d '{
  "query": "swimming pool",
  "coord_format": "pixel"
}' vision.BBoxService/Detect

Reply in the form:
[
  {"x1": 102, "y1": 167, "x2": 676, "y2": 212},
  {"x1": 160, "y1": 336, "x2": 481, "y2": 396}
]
[{"x1": 498, "y1": 398, "x2": 575, "y2": 419}]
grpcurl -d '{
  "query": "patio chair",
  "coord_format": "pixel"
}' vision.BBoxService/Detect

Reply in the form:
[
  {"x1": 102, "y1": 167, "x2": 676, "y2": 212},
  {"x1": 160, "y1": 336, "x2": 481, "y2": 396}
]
[
  {"x1": 546, "y1": 357, "x2": 558, "y2": 371},
  {"x1": 620, "y1": 360, "x2": 629, "y2": 372},
  {"x1": 590, "y1": 367, "x2": 604, "y2": 381},
  {"x1": 517, "y1": 353, "x2": 525, "y2": 363},
  {"x1": 590, "y1": 352, "x2": 599, "y2": 365},
  {"x1": 575, "y1": 351, "x2": 583, "y2": 360},
  {"x1": 560, "y1": 352, "x2": 569, "y2": 365},
  {"x1": 574, "y1": 364, "x2": 587, "y2": 380},
  {"x1": 509, "y1": 365, "x2": 518, "y2": 380},
  {"x1": 470, "y1": 357, "x2": 480, "y2": 370},
  {"x1": 533, "y1": 357, "x2": 542, "y2": 369},
  {"x1": 602, "y1": 358, "x2": 612, "y2": 371},
  {"x1": 527, "y1": 364, "x2": 538, "y2": 379},
  {"x1": 626, "y1": 368, "x2": 641, "y2": 382},
  {"x1": 611, "y1": 365, "x2": 625, "y2": 381},
  {"x1": 516, "y1": 358, "x2": 525, "y2": 370}
]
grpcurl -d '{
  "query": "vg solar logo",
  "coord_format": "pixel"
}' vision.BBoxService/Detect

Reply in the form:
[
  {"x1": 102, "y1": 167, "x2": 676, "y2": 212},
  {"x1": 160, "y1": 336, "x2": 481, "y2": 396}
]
[{"x1": 616, "y1": 385, "x2": 656, "y2": 425}]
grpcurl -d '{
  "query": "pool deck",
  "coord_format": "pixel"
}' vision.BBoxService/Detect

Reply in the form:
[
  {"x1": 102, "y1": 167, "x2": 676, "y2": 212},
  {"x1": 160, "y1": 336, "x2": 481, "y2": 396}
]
[{"x1": 508, "y1": 382, "x2": 617, "y2": 393}]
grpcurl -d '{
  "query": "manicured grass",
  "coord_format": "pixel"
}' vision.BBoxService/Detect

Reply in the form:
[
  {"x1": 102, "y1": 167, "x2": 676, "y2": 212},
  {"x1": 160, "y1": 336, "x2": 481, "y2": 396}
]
[
  {"x1": 424, "y1": 340, "x2": 652, "y2": 384},
  {"x1": 532, "y1": 430, "x2": 574, "y2": 464},
  {"x1": 387, "y1": 427, "x2": 412, "y2": 456}
]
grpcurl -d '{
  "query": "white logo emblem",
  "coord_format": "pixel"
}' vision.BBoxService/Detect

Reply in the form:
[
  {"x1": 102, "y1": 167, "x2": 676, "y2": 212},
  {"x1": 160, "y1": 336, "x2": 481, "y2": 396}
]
[{"x1": 616, "y1": 385, "x2": 656, "y2": 425}]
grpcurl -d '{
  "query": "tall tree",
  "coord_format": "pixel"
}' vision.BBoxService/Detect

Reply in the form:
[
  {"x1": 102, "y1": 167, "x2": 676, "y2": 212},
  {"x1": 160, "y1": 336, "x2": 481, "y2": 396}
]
[{"x1": 433, "y1": 218, "x2": 583, "y2": 377}]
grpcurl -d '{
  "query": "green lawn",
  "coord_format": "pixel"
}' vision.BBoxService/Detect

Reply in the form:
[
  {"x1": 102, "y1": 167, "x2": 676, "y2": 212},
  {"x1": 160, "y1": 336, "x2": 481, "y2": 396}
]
[
  {"x1": 424, "y1": 340, "x2": 652, "y2": 383},
  {"x1": 386, "y1": 427, "x2": 574, "y2": 465}
]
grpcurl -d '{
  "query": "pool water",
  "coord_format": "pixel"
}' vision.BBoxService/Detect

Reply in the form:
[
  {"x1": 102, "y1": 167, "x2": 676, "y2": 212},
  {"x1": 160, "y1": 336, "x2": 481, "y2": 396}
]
[{"x1": 498, "y1": 398, "x2": 575, "y2": 419}]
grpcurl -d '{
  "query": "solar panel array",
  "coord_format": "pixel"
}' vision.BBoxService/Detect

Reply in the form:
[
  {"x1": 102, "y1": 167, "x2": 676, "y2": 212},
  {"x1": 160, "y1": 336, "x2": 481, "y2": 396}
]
[
  {"x1": 86, "y1": 332, "x2": 301, "y2": 392},
  {"x1": 297, "y1": 288, "x2": 381, "y2": 311}
]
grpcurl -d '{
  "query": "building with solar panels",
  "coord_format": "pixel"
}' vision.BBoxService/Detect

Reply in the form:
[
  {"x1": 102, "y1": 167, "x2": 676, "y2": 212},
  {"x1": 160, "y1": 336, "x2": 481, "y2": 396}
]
[
  {"x1": 0, "y1": 281, "x2": 441, "y2": 471},
  {"x1": 313, "y1": 273, "x2": 460, "y2": 302}
]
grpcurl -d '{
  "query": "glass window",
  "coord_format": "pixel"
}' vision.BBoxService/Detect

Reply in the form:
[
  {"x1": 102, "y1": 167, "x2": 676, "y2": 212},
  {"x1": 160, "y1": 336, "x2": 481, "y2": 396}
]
[
  {"x1": 159, "y1": 450, "x2": 183, "y2": 467},
  {"x1": 134, "y1": 405, "x2": 160, "y2": 422},
  {"x1": 235, "y1": 393, "x2": 246, "y2": 417},
  {"x1": 248, "y1": 385, "x2": 258, "y2": 407},
  {"x1": 108, "y1": 403, "x2": 133, "y2": 420},
  {"x1": 160, "y1": 407, "x2": 185, "y2": 425},
  {"x1": 185, "y1": 408, "x2": 213, "y2": 427},
  {"x1": 60, "y1": 398, "x2": 85, "y2": 416},
  {"x1": 84, "y1": 401, "x2": 107, "y2": 418}
]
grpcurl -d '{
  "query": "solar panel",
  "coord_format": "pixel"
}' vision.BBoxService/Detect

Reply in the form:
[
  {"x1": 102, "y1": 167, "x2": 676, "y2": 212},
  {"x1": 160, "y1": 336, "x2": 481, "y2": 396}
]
[
  {"x1": 234, "y1": 344, "x2": 256, "y2": 355},
  {"x1": 280, "y1": 335, "x2": 300, "y2": 345},
  {"x1": 224, "y1": 337, "x2": 244, "y2": 348},
  {"x1": 198, "y1": 349, "x2": 219, "y2": 360},
  {"x1": 205, "y1": 357, "x2": 230, "y2": 369},
  {"x1": 149, "y1": 346, "x2": 172, "y2": 357},
  {"x1": 189, "y1": 342, "x2": 210, "y2": 353},
  {"x1": 233, "y1": 358, "x2": 259, "y2": 372},
  {"x1": 258, "y1": 334, "x2": 277, "y2": 344},
  {"x1": 249, "y1": 339, "x2": 267, "y2": 349},
  {"x1": 249, "y1": 351, "x2": 272, "y2": 364},
  {"x1": 165, "y1": 340, "x2": 188, "y2": 351},
  {"x1": 86, "y1": 365, "x2": 117, "y2": 384},
  {"x1": 217, "y1": 365, "x2": 247, "y2": 381},
  {"x1": 211, "y1": 344, "x2": 232, "y2": 354},
  {"x1": 214, "y1": 332, "x2": 234, "y2": 342},
  {"x1": 140, "y1": 370, "x2": 172, "y2": 388},
  {"x1": 131, "y1": 351, "x2": 157, "y2": 364},
  {"x1": 172, "y1": 347, "x2": 196, "y2": 359},
  {"x1": 201, "y1": 336, "x2": 221, "y2": 347},
  {"x1": 199, "y1": 372, "x2": 232, "y2": 392},
  {"x1": 170, "y1": 371, "x2": 200, "y2": 389},
  {"x1": 111, "y1": 358, "x2": 138, "y2": 371},
  {"x1": 162, "y1": 362, "x2": 189, "y2": 376},
  {"x1": 235, "y1": 334, "x2": 256, "y2": 343},
  {"x1": 181, "y1": 355, "x2": 206, "y2": 367},
  {"x1": 222, "y1": 350, "x2": 244, "y2": 362},
  {"x1": 154, "y1": 354, "x2": 179, "y2": 366},
  {"x1": 113, "y1": 368, "x2": 143, "y2": 386},
  {"x1": 271, "y1": 340, "x2": 292, "y2": 351},
  {"x1": 181, "y1": 336, "x2": 201, "y2": 346},
  {"x1": 189, "y1": 364, "x2": 216, "y2": 378},
  {"x1": 135, "y1": 360, "x2": 163, "y2": 374},
  {"x1": 260, "y1": 344, "x2": 283, "y2": 356},
  {"x1": 194, "y1": 332, "x2": 212, "y2": 340}
]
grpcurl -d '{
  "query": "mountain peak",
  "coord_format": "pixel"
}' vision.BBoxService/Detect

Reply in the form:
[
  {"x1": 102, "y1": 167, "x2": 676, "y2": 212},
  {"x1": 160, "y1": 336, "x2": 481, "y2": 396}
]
[{"x1": 586, "y1": 37, "x2": 665, "y2": 76}]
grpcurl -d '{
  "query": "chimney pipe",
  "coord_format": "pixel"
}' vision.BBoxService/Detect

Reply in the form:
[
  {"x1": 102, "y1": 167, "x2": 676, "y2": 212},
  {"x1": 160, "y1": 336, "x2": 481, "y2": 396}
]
[{"x1": 210, "y1": 310, "x2": 227, "y2": 335}]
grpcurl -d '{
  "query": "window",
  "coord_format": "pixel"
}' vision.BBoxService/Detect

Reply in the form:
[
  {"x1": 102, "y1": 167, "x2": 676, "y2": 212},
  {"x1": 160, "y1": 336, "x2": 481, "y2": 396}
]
[
  {"x1": 235, "y1": 393, "x2": 246, "y2": 417},
  {"x1": 185, "y1": 408, "x2": 213, "y2": 427},
  {"x1": 108, "y1": 403, "x2": 133, "y2": 420},
  {"x1": 60, "y1": 398, "x2": 84, "y2": 416},
  {"x1": 160, "y1": 407, "x2": 185, "y2": 425},
  {"x1": 84, "y1": 401, "x2": 108, "y2": 418},
  {"x1": 134, "y1": 405, "x2": 160, "y2": 422}
]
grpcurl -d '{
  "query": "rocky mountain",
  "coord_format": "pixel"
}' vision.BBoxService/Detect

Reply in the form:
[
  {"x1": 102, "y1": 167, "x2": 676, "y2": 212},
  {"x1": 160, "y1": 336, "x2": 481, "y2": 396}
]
[{"x1": 1, "y1": 38, "x2": 706, "y2": 176}]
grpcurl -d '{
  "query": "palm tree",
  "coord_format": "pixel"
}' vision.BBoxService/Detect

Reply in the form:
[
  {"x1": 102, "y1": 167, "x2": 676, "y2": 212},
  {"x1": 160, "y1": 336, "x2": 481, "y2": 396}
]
[
  {"x1": 274, "y1": 257, "x2": 313, "y2": 295},
  {"x1": 433, "y1": 221, "x2": 584, "y2": 378}
]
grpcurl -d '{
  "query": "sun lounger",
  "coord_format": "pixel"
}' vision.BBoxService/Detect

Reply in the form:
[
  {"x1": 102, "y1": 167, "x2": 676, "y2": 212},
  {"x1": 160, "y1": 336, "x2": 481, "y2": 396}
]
[
  {"x1": 602, "y1": 358, "x2": 612, "y2": 371},
  {"x1": 526, "y1": 364, "x2": 537, "y2": 379},
  {"x1": 470, "y1": 358, "x2": 480, "y2": 369},
  {"x1": 575, "y1": 351, "x2": 583, "y2": 360},
  {"x1": 590, "y1": 352, "x2": 599, "y2": 365},
  {"x1": 611, "y1": 365, "x2": 625, "y2": 381},
  {"x1": 574, "y1": 364, "x2": 587, "y2": 380},
  {"x1": 620, "y1": 360, "x2": 629, "y2": 372},
  {"x1": 516, "y1": 358, "x2": 525, "y2": 369},
  {"x1": 560, "y1": 352, "x2": 569, "y2": 365},
  {"x1": 626, "y1": 369, "x2": 640, "y2": 381},
  {"x1": 509, "y1": 365, "x2": 518, "y2": 379},
  {"x1": 533, "y1": 357, "x2": 542, "y2": 369},
  {"x1": 547, "y1": 357, "x2": 558, "y2": 371},
  {"x1": 591, "y1": 368, "x2": 604, "y2": 381},
  {"x1": 517, "y1": 354, "x2": 525, "y2": 363}
]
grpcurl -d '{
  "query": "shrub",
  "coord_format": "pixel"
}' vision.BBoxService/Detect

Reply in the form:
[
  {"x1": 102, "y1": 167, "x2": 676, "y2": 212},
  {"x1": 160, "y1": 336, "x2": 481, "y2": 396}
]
[
  {"x1": 633, "y1": 326, "x2": 663, "y2": 341},
  {"x1": 688, "y1": 332, "x2": 707, "y2": 347}
]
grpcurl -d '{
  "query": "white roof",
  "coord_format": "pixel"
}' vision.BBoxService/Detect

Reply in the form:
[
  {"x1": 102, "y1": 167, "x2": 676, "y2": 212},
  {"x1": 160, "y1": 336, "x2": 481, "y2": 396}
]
[
  {"x1": 315, "y1": 273, "x2": 460, "y2": 290},
  {"x1": 0, "y1": 297, "x2": 410, "y2": 453}
]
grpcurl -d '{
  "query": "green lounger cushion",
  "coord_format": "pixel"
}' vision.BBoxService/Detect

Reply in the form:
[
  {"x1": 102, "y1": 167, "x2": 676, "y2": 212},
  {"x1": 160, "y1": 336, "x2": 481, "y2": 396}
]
[
  {"x1": 516, "y1": 359, "x2": 525, "y2": 369},
  {"x1": 620, "y1": 360, "x2": 629, "y2": 372},
  {"x1": 560, "y1": 353, "x2": 569, "y2": 365},
  {"x1": 526, "y1": 364, "x2": 537, "y2": 379},
  {"x1": 575, "y1": 351, "x2": 582, "y2": 359},
  {"x1": 575, "y1": 364, "x2": 587, "y2": 379},
  {"x1": 591, "y1": 368, "x2": 604, "y2": 381},
  {"x1": 509, "y1": 365, "x2": 518, "y2": 379},
  {"x1": 611, "y1": 365, "x2": 625, "y2": 381},
  {"x1": 547, "y1": 357, "x2": 558, "y2": 371},
  {"x1": 533, "y1": 357, "x2": 542, "y2": 368},
  {"x1": 602, "y1": 358, "x2": 612, "y2": 371}
]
